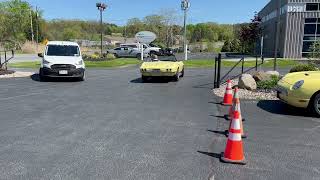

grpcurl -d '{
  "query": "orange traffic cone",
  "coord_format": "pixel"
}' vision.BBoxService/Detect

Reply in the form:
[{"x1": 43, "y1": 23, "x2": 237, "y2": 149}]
[
  {"x1": 221, "y1": 111, "x2": 246, "y2": 165},
  {"x1": 227, "y1": 87, "x2": 247, "y2": 138},
  {"x1": 222, "y1": 80, "x2": 233, "y2": 106}
]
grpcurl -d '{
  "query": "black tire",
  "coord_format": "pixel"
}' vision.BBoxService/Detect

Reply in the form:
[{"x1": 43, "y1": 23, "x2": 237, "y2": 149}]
[
  {"x1": 141, "y1": 76, "x2": 148, "y2": 82},
  {"x1": 181, "y1": 68, "x2": 185, "y2": 77},
  {"x1": 114, "y1": 53, "x2": 119, "y2": 58},
  {"x1": 173, "y1": 68, "x2": 180, "y2": 82},
  {"x1": 150, "y1": 51, "x2": 157, "y2": 56},
  {"x1": 312, "y1": 93, "x2": 320, "y2": 116},
  {"x1": 136, "y1": 53, "x2": 142, "y2": 59},
  {"x1": 39, "y1": 69, "x2": 46, "y2": 82},
  {"x1": 79, "y1": 72, "x2": 85, "y2": 81}
]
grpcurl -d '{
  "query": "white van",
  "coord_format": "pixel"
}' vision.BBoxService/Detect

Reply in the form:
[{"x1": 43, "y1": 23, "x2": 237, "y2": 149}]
[
  {"x1": 120, "y1": 43, "x2": 161, "y2": 55},
  {"x1": 38, "y1": 41, "x2": 85, "y2": 81}
]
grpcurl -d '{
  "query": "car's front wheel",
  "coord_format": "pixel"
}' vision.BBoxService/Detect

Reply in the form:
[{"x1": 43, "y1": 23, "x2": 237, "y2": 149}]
[
  {"x1": 312, "y1": 93, "x2": 320, "y2": 116},
  {"x1": 181, "y1": 68, "x2": 185, "y2": 77},
  {"x1": 173, "y1": 69, "x2": 180, "y2": 82},
  {"x1": 39, "y1": 69, "x2": 46, "y2": 82},
  {"x1": 79, "y1": 72, "x2": 85, "y2": 81}
]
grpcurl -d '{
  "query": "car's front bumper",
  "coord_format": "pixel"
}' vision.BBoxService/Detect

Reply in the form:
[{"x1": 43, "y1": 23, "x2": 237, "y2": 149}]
[
  {"x1": 41, "y1": 67, "x2": 85, "y2": 78},
  {"x1": 141, "y1": 71, "x2": 176, "y2": 77},
  {"x1": 276, "y1": 85, "x2": 310, "y2": 108}
]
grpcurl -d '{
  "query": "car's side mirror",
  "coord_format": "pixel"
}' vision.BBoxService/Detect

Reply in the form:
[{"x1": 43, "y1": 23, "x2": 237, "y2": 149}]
[{"x1": 38, "y1": 53, "x2": 43, "y2": 58}]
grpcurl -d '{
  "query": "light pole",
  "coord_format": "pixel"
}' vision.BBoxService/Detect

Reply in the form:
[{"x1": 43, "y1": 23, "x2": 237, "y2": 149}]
[
  {"x1": 96, "y1": 2, "x2": 107, "y2": 57},
  {"x1": 274, "y1": 0, "x2": 281, "y2": 71},
  {"x1": 181, "y1": 0, "x2": 190, "y2": 61}
]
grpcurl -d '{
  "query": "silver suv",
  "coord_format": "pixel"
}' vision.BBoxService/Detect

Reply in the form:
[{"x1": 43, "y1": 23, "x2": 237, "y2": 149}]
[{"x1": 107, "y1": 46, "x2": 148, "y2": 59}]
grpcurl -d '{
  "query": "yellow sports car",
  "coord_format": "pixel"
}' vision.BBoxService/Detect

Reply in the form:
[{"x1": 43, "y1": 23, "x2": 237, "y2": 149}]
[
  {"x1": 276, "y1": 71, "x2": 320, "y2": 116},
  {"x1": 140, "y1": 55, "x2": 184, "y2": 82}
]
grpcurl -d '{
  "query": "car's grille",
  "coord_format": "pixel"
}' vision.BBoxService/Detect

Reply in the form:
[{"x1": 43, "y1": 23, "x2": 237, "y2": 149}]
[{"x1": 51, "y1": 64, "x2": 76, "y2": 70}]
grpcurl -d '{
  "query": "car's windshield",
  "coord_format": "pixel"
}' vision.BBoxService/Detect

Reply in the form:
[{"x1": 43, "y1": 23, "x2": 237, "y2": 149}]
[
  {"x1": 46, "y1": 45, "x2": 80, "y2": 56},
  {"x1": 156, "y1": 55, "x2": 177, "y2": 62}
]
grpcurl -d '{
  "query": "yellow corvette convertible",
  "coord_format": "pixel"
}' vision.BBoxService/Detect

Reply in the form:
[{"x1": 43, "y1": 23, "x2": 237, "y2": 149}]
[
  {"x1": 140, "y1": 55, "x2": 184, "y2": 82},
  {"x1": 276, "y1": 71, "x2": 320, "y2": 116}
]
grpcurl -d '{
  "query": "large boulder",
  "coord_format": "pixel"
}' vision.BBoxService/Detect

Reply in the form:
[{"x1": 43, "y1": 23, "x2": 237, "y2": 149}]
[
  {"x1": 252, "y1": 71, "x2": 271, "y2": 82},
  {"x1": 238, "y1": 74, "x2": 257, "y2": 91},
  {"x1": 266, "y1": 71, "x2": 280, "y2": 77}
]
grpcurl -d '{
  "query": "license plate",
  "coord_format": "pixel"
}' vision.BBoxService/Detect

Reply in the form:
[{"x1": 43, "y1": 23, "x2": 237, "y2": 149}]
[
  {"x1": 59, "y1": 70, "x2": 68, "y2": 75},
  {"x1": 152, "y1": 69, "x2": 161, "y2": 73}
]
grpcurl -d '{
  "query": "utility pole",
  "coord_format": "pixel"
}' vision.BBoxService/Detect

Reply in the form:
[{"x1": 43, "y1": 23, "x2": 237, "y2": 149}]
[
  {"x1": 274, "y1": 0, "x2": 281, "y2": 71},
  {"x1": 30, "y1": 9, "x2": 34, "y2": 43},
  {"x1": 96, "y1": 2, "x2": 107, "y2": 57},
  {"x1": 124, "y1": 25, "x2": 127, "y2": 43},
  {"x1": 36, "y1": 6, "x2": 39, "y2": 52},
  {"x1": 181, "y1": 0, "x2": 190, "y2": 61}
]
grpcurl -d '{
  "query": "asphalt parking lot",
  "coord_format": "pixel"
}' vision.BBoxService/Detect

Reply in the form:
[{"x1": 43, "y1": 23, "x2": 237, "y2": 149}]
[{"x1": 0, "y1": 67, "x2": 319, "y2": 180}]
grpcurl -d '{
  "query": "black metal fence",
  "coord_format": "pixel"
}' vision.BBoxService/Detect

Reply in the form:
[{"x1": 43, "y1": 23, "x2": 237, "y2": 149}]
[
  {"x1": 0, "y1": 50, "x2": 15, "y2": 70},
  {"x1": 214, "y1": 53, "x2": 264, "y2": 88}
]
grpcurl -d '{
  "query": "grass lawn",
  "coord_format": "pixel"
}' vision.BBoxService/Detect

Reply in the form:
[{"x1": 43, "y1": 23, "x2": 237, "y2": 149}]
[{"x1": 9, "y1": 58, "x2": 300, "y2": 69}]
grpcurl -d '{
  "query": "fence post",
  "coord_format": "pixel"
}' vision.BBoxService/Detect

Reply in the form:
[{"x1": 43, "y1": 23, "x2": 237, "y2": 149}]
[
  {"x1": 255, "y1": 55, "x2": 258, "y2": 71},
  {"x1": 213, "y1": 57, "x2": 218, "y2": 88},
  {"x1": 261, "y1": 55, "x2": 264, "y2": 64},
  {"x1": 217, "y1": 53, "x2": 222, "y2": 88},
  {"x1": 4, "y1": 51, "x2": 7, "y2": 70},
  {"x1": 241, "y1": 56, "x2": 244, "y2": 74}
]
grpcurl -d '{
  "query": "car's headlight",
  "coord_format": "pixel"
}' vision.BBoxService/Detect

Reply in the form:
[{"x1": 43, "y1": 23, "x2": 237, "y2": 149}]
[
  {"x1": 43, "y1": 59, "x2": 50, "y2": 65},
  {"x1": 76, "y1": 60, "x2": 83, "y2": 65},
  {"x1": 292, "y1": 80, "x2": 304, "y2": 90}
]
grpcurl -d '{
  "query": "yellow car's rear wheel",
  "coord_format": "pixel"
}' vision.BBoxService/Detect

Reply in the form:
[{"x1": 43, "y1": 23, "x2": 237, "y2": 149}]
[
  {"x1": 142, "y1": 75, "x2": 149, "y2": 82},
  {"x1": 312, "y1": 93, "x2": 320, "y2": 116}
]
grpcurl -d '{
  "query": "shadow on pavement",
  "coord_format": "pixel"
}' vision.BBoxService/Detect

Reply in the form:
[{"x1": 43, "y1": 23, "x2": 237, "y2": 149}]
[
  {"x1": 130, "y1": 77, "x2": 171, "y2": 84},
  {"x1": 208, "y1": 101, "x2": 223, "y2": 105},
  {"x1": 31, "y1": 74, "x2": 81, "y2": 82},
  {"x1": 207, "y1": 129, "x2": 228, "y2": 137},
  {"x1": 197, "y1": 151, "x2": 221, "y2": 159},
  {"x1": 193, "y1": 83, "x2": 214, "y2": 89},
  {"x1": 257, "y1": 100, "x2": 315, "y2": 117}
]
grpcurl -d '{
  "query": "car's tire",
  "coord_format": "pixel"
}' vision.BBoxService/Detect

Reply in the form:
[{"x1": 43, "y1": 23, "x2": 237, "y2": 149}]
[
  {"x1": 312, "y1": 93, "x2": 320, "y2": 116},
  {"x1": 79, "y1": 72, "x2": 85, "y2": 81},
  {"x1": 141, "y1": 76, "x2": 148, "y2": 82},
  {"x1": 173, "y1": 69, "x2": 180, "y2": 82},
  {"x1": 39, "y1": 69, "x2": 46, "y2": 82},
  {"x1": 181, "y1": 68, "x2": 185, "y2": 77},
  {"x1": 114, "y1": 53, "x2": 119, "y2": 58},
  {"x1": 150, "y1": 51, "x2": 157, "y2": 56},
  {"x1": 136, "y1": 53, "x2": 142, "y2": 59}
]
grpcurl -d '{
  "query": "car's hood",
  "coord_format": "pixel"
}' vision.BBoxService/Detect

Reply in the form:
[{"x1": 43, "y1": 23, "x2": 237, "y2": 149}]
[
  {"x1": 141, "y1": 61, "x2": 178, "y2": 69},
  {"x1": 44, "y1": 56, "x2": 82, "y2": 64},
  {"x1": 281, "y1": 71, "x2": 320, "y2": 85}
]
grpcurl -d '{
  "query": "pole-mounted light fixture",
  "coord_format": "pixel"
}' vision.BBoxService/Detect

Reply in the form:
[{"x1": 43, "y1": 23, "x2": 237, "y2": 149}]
[
  {"x1": 96, "y1": 2, "x2": 107, "y2": 57},
  {"x1": 181, "y1": 0, "x2": 190, "y2": 61}
]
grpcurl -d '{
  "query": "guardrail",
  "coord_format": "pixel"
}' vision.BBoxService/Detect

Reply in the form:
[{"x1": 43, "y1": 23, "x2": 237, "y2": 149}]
[{"x1": 0, "y1": 50, "x2": 15, "y2": 70}]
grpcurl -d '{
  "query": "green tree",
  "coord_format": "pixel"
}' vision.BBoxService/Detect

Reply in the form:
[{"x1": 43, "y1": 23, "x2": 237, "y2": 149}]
[{"x1": 309, "y1": 41, "x2": 320, "y2": 59}]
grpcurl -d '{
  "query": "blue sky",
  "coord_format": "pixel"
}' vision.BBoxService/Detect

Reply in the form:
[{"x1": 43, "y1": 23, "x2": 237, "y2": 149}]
[{"x1": 23, "y1": 0, "x2": 269, "y2": 25}]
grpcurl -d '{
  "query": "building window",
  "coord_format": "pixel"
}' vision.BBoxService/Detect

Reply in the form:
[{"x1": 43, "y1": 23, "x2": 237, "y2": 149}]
[
  {"x1": 302, "y1": 18, "x2": 320, "y2": 57},
  {"x1": 304, "y1": 24, "x2": 316, "y2": 34},
  {"x1": 306, "y1": 3, "x2": 319, "y2": 11}
]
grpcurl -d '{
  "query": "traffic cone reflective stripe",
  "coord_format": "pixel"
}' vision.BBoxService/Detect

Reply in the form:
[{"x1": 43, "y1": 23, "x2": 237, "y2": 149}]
[
  {"x1": 222, "y1": 80, "x2": 233, "y2": 106},
  {"x1": 221, "y1": 111, "x2": 246, "y2": 165}
]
